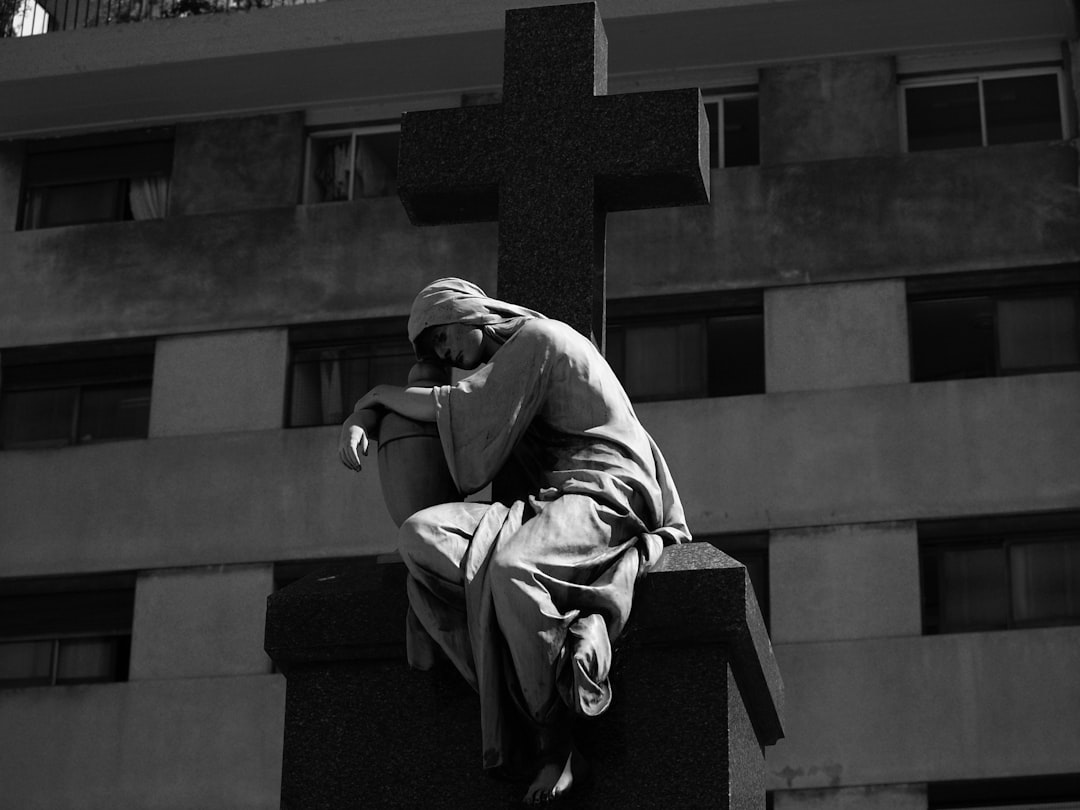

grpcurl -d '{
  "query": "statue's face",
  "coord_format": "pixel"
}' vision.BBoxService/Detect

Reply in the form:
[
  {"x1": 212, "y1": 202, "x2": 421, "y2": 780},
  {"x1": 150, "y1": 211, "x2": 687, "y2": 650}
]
[{"x1": 429, "y1": 323, "x2": 486, "y2": 369}]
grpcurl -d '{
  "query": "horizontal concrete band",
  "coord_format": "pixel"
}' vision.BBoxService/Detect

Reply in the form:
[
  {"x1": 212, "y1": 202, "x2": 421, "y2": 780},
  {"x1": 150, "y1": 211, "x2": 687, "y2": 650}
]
[
  {"x1": 1, "y1": 144, "x2": 1076, "y2": 348},
  {"x1": 1, "y1": 372, "x2": 1076, "y2": 576}
]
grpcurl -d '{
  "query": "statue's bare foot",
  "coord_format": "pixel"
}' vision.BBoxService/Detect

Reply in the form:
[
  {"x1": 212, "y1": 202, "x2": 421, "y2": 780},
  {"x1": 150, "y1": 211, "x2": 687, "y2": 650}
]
[{"x1": 523, "y1": 746, "x2": 587, "y2": 804}]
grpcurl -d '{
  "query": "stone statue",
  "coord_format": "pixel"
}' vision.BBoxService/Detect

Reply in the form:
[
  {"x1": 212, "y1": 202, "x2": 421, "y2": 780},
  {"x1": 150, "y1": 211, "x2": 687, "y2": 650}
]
[{"x1": 338, "y1": 278, "x2": 690, "y2": 804}]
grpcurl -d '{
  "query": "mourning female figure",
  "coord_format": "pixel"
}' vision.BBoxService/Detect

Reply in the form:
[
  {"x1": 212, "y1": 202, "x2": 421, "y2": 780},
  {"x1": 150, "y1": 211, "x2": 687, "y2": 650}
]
[{"x1": 338, "y1": 278, "x2": 690, "y2": 804}]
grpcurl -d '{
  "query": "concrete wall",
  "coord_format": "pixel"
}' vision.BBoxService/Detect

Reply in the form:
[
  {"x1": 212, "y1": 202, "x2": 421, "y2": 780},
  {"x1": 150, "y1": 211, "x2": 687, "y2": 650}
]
[
  {"x1": 0, "y1": 141, "x2": 22, "y2": 231},
  {"x1": 149, "y1": 328, "x2": 289, "y2": 437},
  {"x1": 2, "y1": 372, "x2": 1077, "y2": 576},
  {"x1": 775, "y1": 784, "x2": 926, "y2": 810},
  {"x1": 170, "y1": 113, "x2": 305, "y2": 216},
  {"x1": 759, "y1": 57, "x2": 899, "y2": 166},
  {"x1": 0, "y1": 675, "x2": 283, "y2": 810},
  {"x1": 767, "y1": 627, "x2": 1080, "y2": 789},
  {"x1": 130, "y1": 564, "x2": 274, "y2": 679},
  {"x1": 765, "y1": 280, "x2": 909, "y2": 393},
  {"x1": 770, "y1": 522, "x2": 921, "y2": 644},
  {"x1": 1, "y1": 144, "x2": 1076, "y2": 348}
]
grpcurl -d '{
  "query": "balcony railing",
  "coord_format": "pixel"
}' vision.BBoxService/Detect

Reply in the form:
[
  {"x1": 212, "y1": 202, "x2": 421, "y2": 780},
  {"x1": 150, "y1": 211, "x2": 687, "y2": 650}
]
[{"x1": 1, "y1": 0, "x2": 319, "y2": 36}]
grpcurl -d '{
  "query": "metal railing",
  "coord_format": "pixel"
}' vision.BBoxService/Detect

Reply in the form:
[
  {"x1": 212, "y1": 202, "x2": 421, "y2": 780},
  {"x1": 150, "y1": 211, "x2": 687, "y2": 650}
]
[{"x1": 1, "y1": 0, "x2": 320, "y2": 37}]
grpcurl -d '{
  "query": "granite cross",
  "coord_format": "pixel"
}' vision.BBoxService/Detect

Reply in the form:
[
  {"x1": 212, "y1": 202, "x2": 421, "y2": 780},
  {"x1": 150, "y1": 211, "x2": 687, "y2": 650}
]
[{"x1": 397, "y1": 1, "x2": 710, "y2": 348}]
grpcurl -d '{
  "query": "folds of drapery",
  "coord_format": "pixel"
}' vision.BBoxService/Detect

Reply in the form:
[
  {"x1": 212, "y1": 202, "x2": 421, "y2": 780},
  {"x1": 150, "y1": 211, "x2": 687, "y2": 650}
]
[{"x1": 129, "y1": 175, "x2": 169, "y2": 220}]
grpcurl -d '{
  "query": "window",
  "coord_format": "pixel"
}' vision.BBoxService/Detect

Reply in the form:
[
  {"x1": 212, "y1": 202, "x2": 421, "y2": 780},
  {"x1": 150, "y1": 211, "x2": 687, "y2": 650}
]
[
  {"x1": 929, "y1": 774, "x2": 1080, "y2": 809},
  {"x1": 288, "y1": 319, "x2": 414, "y2": 427},
  {"x1": 0, "y1": 340, "x2": 155, "y2": 450},
  {"x1": 901, "y1": 68, "x2": 1065, "y2": 152},
  {"x1": 607, "y1": 294, "x2": 765, "y2": 402},
  {"x1": 703, "y1": 91, "x2": 759, "y2": 168},
  {"x1": 701, "y1": 533, "x2": 769, "y2": 628},
  {"x1": 19, "y1": 128, "x2": 173, "y2": 230},
  {"x1": 920, "y1": 512, "x2": 1080, "y2": 634},
  {"x1": 303, "y1": 122, "x2": 400, "y2": 203},
  {"x1": 908, "y1": 275, "x2": 1080, "y2": 381},
  {"x1": 0, "y1": 574, "x2": 134, "y2": 689}
]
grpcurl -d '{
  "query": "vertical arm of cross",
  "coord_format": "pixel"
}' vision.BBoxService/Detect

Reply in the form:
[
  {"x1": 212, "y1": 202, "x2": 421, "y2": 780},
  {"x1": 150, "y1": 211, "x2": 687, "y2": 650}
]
[{"x1": 397, "y1": 104, "x2": 504, "y2": 226}]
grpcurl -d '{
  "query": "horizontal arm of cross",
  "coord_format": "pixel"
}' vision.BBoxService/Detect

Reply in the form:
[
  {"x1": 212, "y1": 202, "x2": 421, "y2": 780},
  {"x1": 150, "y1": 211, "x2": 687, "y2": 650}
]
[
  {"x1": 591, "y1": 88, "x2": 710, "y2": 212},
  {"x1": 397, "y1": 104, "x2": 504, "y2": 226}
]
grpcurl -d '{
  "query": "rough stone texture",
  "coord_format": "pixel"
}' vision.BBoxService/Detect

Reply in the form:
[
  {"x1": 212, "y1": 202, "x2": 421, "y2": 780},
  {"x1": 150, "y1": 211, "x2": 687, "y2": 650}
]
[
  {"x1": 765, "y1": 280, "x2": 909, "y2": 393},
  {"x1": 149, "y1": 328, "x2": 289, "y2": 437},
  {"x1": 398, "y1": 2, "x2": 709, "y2": 344},
  {"x1": 169, "y1": 113, "x2": 304, "y2": 217},
  {"x1": 265, "y1": 543, "x2": 783, "y2": 808},
  {"x1": 768, "y1": 522, "x2": 921, "y2": 644},
  {"x1": 130, "y1": 564, "x2": 274, "y2": 679},
  {"x1": 0, "y1": 141, "x2": 24, "y2": 231},
  {"x1": 759, "y1": 57, "x2": 899, "y2": 166},
  {"x1": 2, "y1": 144, "x2": 1075, "y2": 349}
]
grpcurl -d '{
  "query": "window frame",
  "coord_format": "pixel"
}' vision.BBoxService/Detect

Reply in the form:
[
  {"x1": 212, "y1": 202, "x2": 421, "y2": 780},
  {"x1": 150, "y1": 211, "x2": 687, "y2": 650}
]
[
  {"x1": 701, "y1": 87, "x2": 760, "y2": 169},
  {"x1": 0, "y1": 339, "x2": 156, "y2": 450},
  {"x1": 301, "y1": 120, "x2": 401, "y2": 204},
  {"x1": 898, "y1": 65, "x2": 1067, "y2": 152},
  {"x1": 919, "y1": 511, "x2": 1080, "y2": 635},
  {"x1": 607, "y1": 291, "x2": 765, "y2": 403}
]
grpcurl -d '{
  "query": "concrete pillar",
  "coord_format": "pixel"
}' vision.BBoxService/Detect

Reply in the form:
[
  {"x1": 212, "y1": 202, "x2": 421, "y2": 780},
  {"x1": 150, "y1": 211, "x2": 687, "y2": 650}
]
[
  {"x1": 774, "y1": 784, "x2": 927, "y2": 810},
  {"x1": 759, "y1": 56, "x2": 899, "y2": 166},
  {"x1": 130, "y1": 564, "x2": 274, "y2": 679},
  {"x1": 769, "y1": 522, "x2": 921, "y2": 644},
  {"x1": 149, "y1": 328, "x2": 289, "y2": 437},
  {"x1": 0, "y1": 141, "x2": 24, "y2": 231},
  {"x1": 169, "y1": 112, "x2": 304, "y2": 216},
  {"x1": 765, "y1": 279, "x2": 909, "y2": 393}
]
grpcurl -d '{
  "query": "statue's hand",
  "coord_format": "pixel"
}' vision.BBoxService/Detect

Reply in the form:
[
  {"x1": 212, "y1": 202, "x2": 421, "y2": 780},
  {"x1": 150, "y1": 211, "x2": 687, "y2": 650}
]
[{"x1": 338, "y1": 417, "x2": 371, "y2": 472}]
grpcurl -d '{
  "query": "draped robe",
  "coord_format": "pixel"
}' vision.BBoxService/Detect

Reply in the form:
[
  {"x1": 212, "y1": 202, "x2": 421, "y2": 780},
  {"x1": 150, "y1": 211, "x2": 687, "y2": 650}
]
[{"x1": 398, "y1": 318, "x2": 689, "y2": 771}]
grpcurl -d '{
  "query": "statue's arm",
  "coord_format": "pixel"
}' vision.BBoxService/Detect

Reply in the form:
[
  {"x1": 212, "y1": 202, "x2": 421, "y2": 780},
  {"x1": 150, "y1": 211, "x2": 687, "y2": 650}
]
[{"x1": 337, "y1": 384, "x2": 438, "y2": 472}]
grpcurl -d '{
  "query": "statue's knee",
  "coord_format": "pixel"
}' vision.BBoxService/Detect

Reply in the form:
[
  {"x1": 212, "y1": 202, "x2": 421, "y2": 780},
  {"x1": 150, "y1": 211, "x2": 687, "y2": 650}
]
[{"x1": 397, "y1": 507, "x2": 439, "y2": 562}]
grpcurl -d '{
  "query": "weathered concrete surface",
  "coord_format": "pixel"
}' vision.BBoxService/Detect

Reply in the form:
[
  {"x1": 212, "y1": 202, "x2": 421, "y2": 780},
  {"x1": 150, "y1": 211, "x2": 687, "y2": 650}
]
[
  {"x1": 0, "y1": 141, "x2": 22, "y2": 231},
  {"x1": 765, "y1": 280, "x2": 909, "y2": 393},
  {"x1": 0, "y1": 197, "x2": 496, "y2": 348},
  {"x1": 1, "y1": 144, "x2": 1076, "y2": 348},
  {"x1": 0, "y1": 674, "x2": 284, "y2": 810},
  {"x1": 769, "y1": 522, "x2": 920, "y2": 644},
  {"x1": 775, "y1": 784, "x2": 927, "y2": 810},
  {"x1": 130, "y1": 564, "x2": 274, "y2": 680},
  {"x1": 767, "y1": 627, "x2": 1080, "y2": 789},
  {"x1": 760, "y1": 57, "x2": 899, "y2": 165},
  {"x1": 169, "y1": 113, "x2": 304, "y2": 217},
  {"x1": 149, "y1": 328, "x2": 289, "y2": 437},
  {"x1": 2, "y1": 372, "x2": 1077, "y2": 576}
]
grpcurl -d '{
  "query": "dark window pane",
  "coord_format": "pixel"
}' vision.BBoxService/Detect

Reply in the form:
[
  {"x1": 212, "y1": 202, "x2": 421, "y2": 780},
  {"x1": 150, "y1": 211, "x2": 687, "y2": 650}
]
[
  {"x1": 704, "y1": 102, "x2": 720, "y2": 169},
  {"x1": 906, "y1": 83, "x2": 982, "y2": 151},
  {"x1": 909, "y1": 297, "x2": 995, "y2": 381},
  {"x1": 55, "y1": 637, "x2": 119, "y2": 684},
  {"x1": 996, "y1": 295, "x2": 1079, "y2": 373},
  {"x1": 77, "y1": 382, "x2": 151, "y2": 443},
  {"x1": 0, "y1": 640, "x2": 53, "y2": 686},
  {"x1": 290, "y1": 339, "x2": 414, "y2": 427},
  {"x1": 984, "y1": 74, "x2": 1062, "y2": 145},
  {"x1": 27, "y1": 179, "x2": 126, "y2": 229},
  {"x1": 0, "y1": 387, "x2": 78, "y2": 449},
  {"x1": 622, "y1": 322, "x2": 705, "y2": 401},
  {"x1": 707, "y1": 313, "x2": 765, "y2": 396},
  {"x1": 1010, "y1": 539, "x2": 1080, "y2": 625},
  {"x1": 939, "y1": 546, "x2": 1008, "y2": 631},
  {"x1": 723, "y1": 96, "x2": 760, "y2": 167},
  {"x1": 309, "y1": 135, "x2": 353, "y2": 202},
  {"x1": 307, "y1": 131, "x2": 400, "y2": 203},
  {"x1": 354, "y1": 131, "x2": 399, "y2": 199}
]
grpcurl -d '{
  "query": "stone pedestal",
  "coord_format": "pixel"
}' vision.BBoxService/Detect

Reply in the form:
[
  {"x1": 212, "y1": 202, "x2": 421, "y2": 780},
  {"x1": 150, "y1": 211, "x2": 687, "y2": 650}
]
[{"x1": 265, "y1": 543, "x2": 783, "y2": 809}]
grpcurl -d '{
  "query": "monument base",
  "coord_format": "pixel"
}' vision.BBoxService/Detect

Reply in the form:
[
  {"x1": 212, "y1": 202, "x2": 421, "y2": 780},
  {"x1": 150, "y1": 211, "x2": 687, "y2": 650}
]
[{"x1": 265, "y1": 544, "x2": 783, "y2": 809}]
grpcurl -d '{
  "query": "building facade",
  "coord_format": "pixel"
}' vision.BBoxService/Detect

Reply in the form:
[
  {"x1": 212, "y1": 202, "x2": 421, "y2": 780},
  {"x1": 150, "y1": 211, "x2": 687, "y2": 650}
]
[{"x1": 1, "y1": 0, "x2": 1078, "y2": 807}]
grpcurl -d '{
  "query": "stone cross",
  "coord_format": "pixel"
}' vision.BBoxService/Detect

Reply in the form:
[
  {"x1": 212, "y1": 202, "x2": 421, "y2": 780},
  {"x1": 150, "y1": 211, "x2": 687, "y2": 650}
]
[{"x1": 397, "y1": 1, "x2": 710, "y2": 348}]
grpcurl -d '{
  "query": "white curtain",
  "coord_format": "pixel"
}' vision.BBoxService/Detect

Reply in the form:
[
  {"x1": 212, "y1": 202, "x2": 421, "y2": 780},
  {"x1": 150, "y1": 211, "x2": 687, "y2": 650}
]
[{"x1": 129, "y1": 176, "x2": 169, "y2": 220}]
